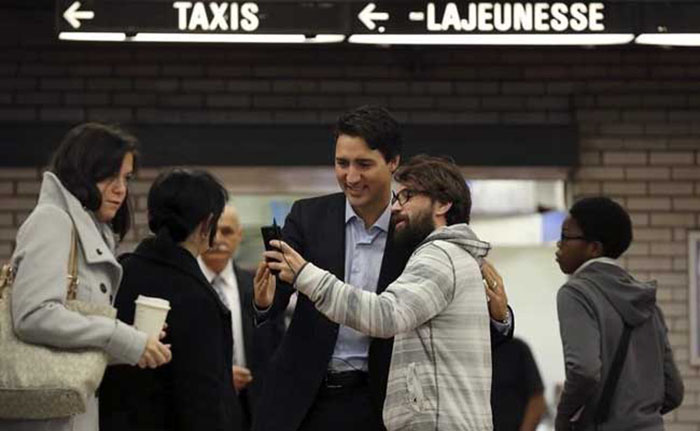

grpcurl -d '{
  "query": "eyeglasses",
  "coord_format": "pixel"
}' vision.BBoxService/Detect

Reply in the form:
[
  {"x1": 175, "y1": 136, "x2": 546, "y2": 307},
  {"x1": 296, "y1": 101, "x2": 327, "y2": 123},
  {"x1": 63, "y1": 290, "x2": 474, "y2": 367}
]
[
  {"x1": 391, "y1": 189, "x2": 427, "y2": 207},
  {"x1": 559, "y1": 233, "x2": 588, "y2": 242}
]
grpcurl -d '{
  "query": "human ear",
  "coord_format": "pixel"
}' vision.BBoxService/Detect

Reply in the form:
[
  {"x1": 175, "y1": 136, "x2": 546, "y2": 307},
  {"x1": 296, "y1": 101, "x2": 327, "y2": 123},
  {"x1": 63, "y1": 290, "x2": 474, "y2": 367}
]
[
  {"x1": 435, "y1": 201, "x2": 453, "y2": 217},
  {"x1": 589, "y1": 240, "x2": 605, "y2": 258},
  {"x1": 388, "y1": 155, "x2": 400, "y2": 173}
]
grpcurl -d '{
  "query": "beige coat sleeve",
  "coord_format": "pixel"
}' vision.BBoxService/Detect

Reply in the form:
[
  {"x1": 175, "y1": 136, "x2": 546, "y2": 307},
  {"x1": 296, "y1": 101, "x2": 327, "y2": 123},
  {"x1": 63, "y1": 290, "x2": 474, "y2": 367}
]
[{"x1": 11, "y1": 204, "x2": 147, "y2": 365}]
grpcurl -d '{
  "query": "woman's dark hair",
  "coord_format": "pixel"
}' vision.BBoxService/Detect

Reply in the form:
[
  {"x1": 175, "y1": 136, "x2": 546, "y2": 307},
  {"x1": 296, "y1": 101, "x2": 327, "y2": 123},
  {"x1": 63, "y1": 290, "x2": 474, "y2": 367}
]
[
  {"x1": 394, "y1": 154, "x2": 472, "y2": 225},
  {"x1": 147, "y1": 169, "x2": 228, "y2": 245},
  {"x1": 334, "y1": 105, "x2": 402, "y2": 162},
  {"x1": 569, "y1": 196, "x2": 633, "y2": 259},
  {"x1": 49, "y1": 122, "x2": 139, "y2": 240}
]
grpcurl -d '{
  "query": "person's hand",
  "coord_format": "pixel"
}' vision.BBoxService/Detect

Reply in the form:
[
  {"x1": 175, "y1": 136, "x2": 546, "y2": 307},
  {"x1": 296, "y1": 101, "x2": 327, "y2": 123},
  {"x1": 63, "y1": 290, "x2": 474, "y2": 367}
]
[
  {"x1": 232, "y1": 365, "x2": 253, "y2": 391},
  {"x1": 481, "y1": 259, "x2": 508, "y2": 322},
  {"x1": 254, "y1": 261, "x2": 276, "y2": 308},
  {"x1": 137, "y1": 336, "x2": 172, "y2": 369},
  {"x1": 264, "y1": 240, "x2": 307, "y2": 284}
]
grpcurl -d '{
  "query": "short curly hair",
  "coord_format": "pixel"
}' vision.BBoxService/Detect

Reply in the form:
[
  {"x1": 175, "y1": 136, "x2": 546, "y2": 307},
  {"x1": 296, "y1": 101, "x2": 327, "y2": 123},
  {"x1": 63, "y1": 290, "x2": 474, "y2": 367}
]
[{"x1": 569, "y1": 197, "x2": 633, "y2": 259}]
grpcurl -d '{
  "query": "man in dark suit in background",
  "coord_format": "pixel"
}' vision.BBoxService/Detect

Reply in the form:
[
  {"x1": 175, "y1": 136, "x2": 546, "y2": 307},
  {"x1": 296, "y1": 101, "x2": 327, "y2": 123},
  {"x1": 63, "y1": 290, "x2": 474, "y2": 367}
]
[
  {"x1": 252, "y1": 105, "x2": 514, "y2": 431},
  {"x1": 199, "y1": 205, "x2": 284, "y2": 431}
]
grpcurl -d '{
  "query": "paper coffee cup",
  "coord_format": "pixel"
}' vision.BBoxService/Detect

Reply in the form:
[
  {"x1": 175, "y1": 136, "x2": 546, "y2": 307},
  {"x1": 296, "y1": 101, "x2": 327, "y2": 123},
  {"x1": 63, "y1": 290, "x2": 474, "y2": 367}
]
[{"x1": 134, "y1": 295, "x2": 171, "y2": 338}]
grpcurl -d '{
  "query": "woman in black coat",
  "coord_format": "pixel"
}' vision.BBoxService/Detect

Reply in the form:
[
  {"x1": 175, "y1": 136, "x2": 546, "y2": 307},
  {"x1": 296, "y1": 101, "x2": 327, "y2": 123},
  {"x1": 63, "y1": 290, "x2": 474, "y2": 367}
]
[{"x1": 100, "y1": 169, "x2": 242, "y2": 431}]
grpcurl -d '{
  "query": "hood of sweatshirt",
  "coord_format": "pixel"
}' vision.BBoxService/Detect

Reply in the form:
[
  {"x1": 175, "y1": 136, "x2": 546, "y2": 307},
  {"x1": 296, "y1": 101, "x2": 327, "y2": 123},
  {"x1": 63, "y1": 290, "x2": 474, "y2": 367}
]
[
  {"x1": 572, "y1": 262, "x2": 657, "y2": 327},
  {"x1": 418, "y1": 223, "x2": 491, "y2": 263}
]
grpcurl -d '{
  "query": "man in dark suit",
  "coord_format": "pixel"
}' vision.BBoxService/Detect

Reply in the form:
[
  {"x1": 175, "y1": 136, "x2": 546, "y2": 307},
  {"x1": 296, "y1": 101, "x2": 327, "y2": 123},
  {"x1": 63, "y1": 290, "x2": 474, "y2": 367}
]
[
  {"x1": 252, "y1": 105, "x2": 513, "y2": 431},
  {"x1": 199, "y1": 205, "x2": 284, "y2": 431}
]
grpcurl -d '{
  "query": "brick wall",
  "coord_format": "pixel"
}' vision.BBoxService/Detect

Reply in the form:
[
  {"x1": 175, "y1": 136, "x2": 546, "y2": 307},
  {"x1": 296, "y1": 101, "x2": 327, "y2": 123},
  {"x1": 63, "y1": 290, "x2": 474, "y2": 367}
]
[{"x1": 2, "y1": 9, "x2": 700, "y2": 430}]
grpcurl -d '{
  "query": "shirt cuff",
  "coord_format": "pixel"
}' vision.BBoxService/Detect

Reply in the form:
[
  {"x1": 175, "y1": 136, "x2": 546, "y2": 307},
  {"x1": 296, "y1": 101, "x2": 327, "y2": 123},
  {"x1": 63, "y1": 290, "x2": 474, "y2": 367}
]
[
  {"x1": 491, "y1": 309, "x2": 512, "y2": 334},
  {"x1": 252, "y1": 299, "x2": 272, "y2": 320}
]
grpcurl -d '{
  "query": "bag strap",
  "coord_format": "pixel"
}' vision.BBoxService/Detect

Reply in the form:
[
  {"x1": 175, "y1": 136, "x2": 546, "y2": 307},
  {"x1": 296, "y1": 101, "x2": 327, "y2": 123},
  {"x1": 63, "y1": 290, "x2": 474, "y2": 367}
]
[
  {"x1": 581, "y1": 274, "x2": 635, "y2": 429},
  {"x1": 593, "y1": 321, "x2": 633, "y2": 427},
  {"x1": 0, "y1": 227, "x2": 79, "y2": 300},
  {"x1": 66, "y1": 227, "x2": 79, "y2": 301},
  {"x1": 0, "y1": 263, "x2": 15, "y2": 295}
]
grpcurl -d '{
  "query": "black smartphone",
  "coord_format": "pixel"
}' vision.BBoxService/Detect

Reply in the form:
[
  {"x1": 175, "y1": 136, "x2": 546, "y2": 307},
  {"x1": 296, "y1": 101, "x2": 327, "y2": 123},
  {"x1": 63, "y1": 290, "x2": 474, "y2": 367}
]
[{"x1": 260, "y1": 219, "x2": 282, "y2": 275}]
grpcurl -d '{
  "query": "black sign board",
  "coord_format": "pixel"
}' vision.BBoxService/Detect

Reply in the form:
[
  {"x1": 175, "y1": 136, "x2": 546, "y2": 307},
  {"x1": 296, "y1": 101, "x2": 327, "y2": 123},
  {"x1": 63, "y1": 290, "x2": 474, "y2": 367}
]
[
  {"x1": 56, "y1": 0, "x2": 349, "y2": 34},
  {"x1": 56, "y1": 0, "x2": 649, "y2": 36},
  {"x1": 347, "y1": 1, "x2": 637, "y2": 34}
]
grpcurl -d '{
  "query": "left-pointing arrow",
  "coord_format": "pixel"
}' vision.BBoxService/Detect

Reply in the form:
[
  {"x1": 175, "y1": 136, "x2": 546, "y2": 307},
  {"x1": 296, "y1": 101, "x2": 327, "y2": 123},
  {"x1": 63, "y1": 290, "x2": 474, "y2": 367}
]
[
  {"x1": 63, "y1": 1, "x2": 95, "y2": 29},
  {"x1": 358, "y1": 3, "x2": 389, "y2": 31}
]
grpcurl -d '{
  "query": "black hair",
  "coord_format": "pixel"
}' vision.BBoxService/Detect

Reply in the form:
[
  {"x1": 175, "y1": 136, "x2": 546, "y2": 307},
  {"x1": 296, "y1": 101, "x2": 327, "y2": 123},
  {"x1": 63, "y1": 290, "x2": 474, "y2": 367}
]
[
  {"x1": 334, "y1": 105, "x2": 402, "y2": 162},
  {"x1": 569, "y1": 196, "x2": 633, "y2": 259},
  {"x1": 147, "y1": 169, "x2": 228, "y2": 245},
  {"x1": 394, "y1": 154, "x2": 472, "y2": 225},
  {"x1": 49, "y1": 122, "x2": 139, "y2": 240}
]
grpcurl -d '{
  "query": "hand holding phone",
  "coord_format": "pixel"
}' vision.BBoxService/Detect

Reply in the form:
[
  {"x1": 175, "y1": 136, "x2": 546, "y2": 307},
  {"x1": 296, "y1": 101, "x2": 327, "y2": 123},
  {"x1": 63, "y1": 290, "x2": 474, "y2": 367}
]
[{"x1": 260, "y1": 219, "x2": 282, "y2": 275}]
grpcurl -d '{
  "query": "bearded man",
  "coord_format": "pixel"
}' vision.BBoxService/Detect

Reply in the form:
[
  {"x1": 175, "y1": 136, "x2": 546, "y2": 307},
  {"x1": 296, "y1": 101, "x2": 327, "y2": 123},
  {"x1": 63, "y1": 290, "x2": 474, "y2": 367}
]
[{"x1": 257, "y1": 155, "x2": 494, "y2": 431}]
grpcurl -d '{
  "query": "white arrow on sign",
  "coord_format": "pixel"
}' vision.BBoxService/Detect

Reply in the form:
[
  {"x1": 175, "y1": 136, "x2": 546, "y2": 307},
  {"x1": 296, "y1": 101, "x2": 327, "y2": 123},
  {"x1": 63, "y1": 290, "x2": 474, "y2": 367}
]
[
  {"x1": 63, "y1": 1, "x2": 95, "y2": 29},
  {"x1": 358, "y1": 3, "x2": 389, "y2": 31}
]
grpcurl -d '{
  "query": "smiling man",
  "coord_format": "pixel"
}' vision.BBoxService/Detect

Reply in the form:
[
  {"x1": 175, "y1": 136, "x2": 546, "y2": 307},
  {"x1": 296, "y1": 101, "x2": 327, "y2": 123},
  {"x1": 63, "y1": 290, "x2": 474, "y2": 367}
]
[
  {"x1": 259, "y1": 155, "x2": 496, "y2": 431},
  {"x1": 252, "y1": 106, "x2": 511, "y2": 431}
]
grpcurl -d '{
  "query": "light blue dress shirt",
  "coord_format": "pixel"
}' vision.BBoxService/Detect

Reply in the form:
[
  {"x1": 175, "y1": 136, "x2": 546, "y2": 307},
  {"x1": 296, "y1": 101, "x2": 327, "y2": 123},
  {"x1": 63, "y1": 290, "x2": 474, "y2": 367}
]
[{"x1": 328, "y1": 200, "x2": 392, "y2": 372}]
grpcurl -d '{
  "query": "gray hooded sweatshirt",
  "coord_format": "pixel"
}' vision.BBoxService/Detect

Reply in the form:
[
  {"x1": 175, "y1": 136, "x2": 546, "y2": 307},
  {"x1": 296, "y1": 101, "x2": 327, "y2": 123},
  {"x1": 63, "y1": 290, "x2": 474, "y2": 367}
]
[
  {"x1": 556, "y1": 260, "x2": 684, "y2": 431},
  {"x1": 295, "y1": 224, "x2": 493, "y2": 431}
]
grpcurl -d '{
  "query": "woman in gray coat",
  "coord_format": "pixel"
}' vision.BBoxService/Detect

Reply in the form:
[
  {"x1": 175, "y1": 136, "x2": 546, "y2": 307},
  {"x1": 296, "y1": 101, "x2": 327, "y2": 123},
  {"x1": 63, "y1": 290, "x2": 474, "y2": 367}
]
[{"x1": 2, "y1": 123, "x2": 172, "y2": 431}]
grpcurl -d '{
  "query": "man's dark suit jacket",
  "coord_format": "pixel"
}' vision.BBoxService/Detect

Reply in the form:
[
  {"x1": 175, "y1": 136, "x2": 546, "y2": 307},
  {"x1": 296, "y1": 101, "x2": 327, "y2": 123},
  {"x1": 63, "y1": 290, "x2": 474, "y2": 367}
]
[
  {"x1": 233, "y1": 262, "x2": 284, "y2": 430},
  {"x1": 99, "y1": 234, "x2": 241, "y2": 431},
  {"x1": 253, "y1": 193, "x2": 513, "y2": 431}
]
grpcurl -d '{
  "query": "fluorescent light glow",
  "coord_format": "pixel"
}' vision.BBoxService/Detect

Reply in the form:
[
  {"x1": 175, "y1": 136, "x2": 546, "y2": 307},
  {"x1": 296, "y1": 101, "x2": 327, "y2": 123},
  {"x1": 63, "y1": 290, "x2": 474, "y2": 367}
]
[
  {"x1": 635, "y1": 33, "x2": 700, "y2": 47},
  {"x1": 59, "y1": 32, "x2": 344, "y2": 43},
  {"x1": 302, "y1": 34, "x2": 346, "y2": 44},
  {"x1": 348, "y1": 33, "x2": 635, "y2": 46},
  {"x1": 59, "y1": 32, "x2": 126, "y2": 41},
  {"x1": 130, "y1": 33, "x2": 343, "y2": 43}
]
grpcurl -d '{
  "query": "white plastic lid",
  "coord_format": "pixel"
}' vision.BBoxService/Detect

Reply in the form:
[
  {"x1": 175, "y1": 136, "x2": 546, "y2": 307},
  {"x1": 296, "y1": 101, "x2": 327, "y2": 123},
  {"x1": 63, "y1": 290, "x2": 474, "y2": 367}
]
[{"x1": 135, "y1": 295, "x2": 171, "y2": 310}]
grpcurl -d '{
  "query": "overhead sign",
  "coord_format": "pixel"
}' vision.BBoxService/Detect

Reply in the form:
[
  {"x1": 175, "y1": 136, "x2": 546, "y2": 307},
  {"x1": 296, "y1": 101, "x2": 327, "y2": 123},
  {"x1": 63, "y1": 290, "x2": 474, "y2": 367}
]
[
  {"x1": 56, "y1": 0, "x2": 349, "y2": 35},
  {"x1": 347, "y1": 1, "x2": 635, "y2": 34},
  {"x1": 56, "y1": 0, "x2": 639, "y2": 34},
  {"x1": 55, "y1": 1, "x2": 700, "y2": 45}
]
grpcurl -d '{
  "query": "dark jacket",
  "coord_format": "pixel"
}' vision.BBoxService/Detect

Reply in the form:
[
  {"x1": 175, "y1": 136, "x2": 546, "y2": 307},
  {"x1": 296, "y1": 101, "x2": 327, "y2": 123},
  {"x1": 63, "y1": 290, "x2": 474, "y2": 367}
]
[
  {"x1": 556, "y1": 261, "x2": 684, "y2": 431},
  {"x1": 253, "y1": 193, "x2": 513, "y2": 431},
  {"x1": 233, "y1": 263, "x2": 284, "y2": 430},
  {"x1": 99, "y1": 235, "x2": 241, "y2": 431}
]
